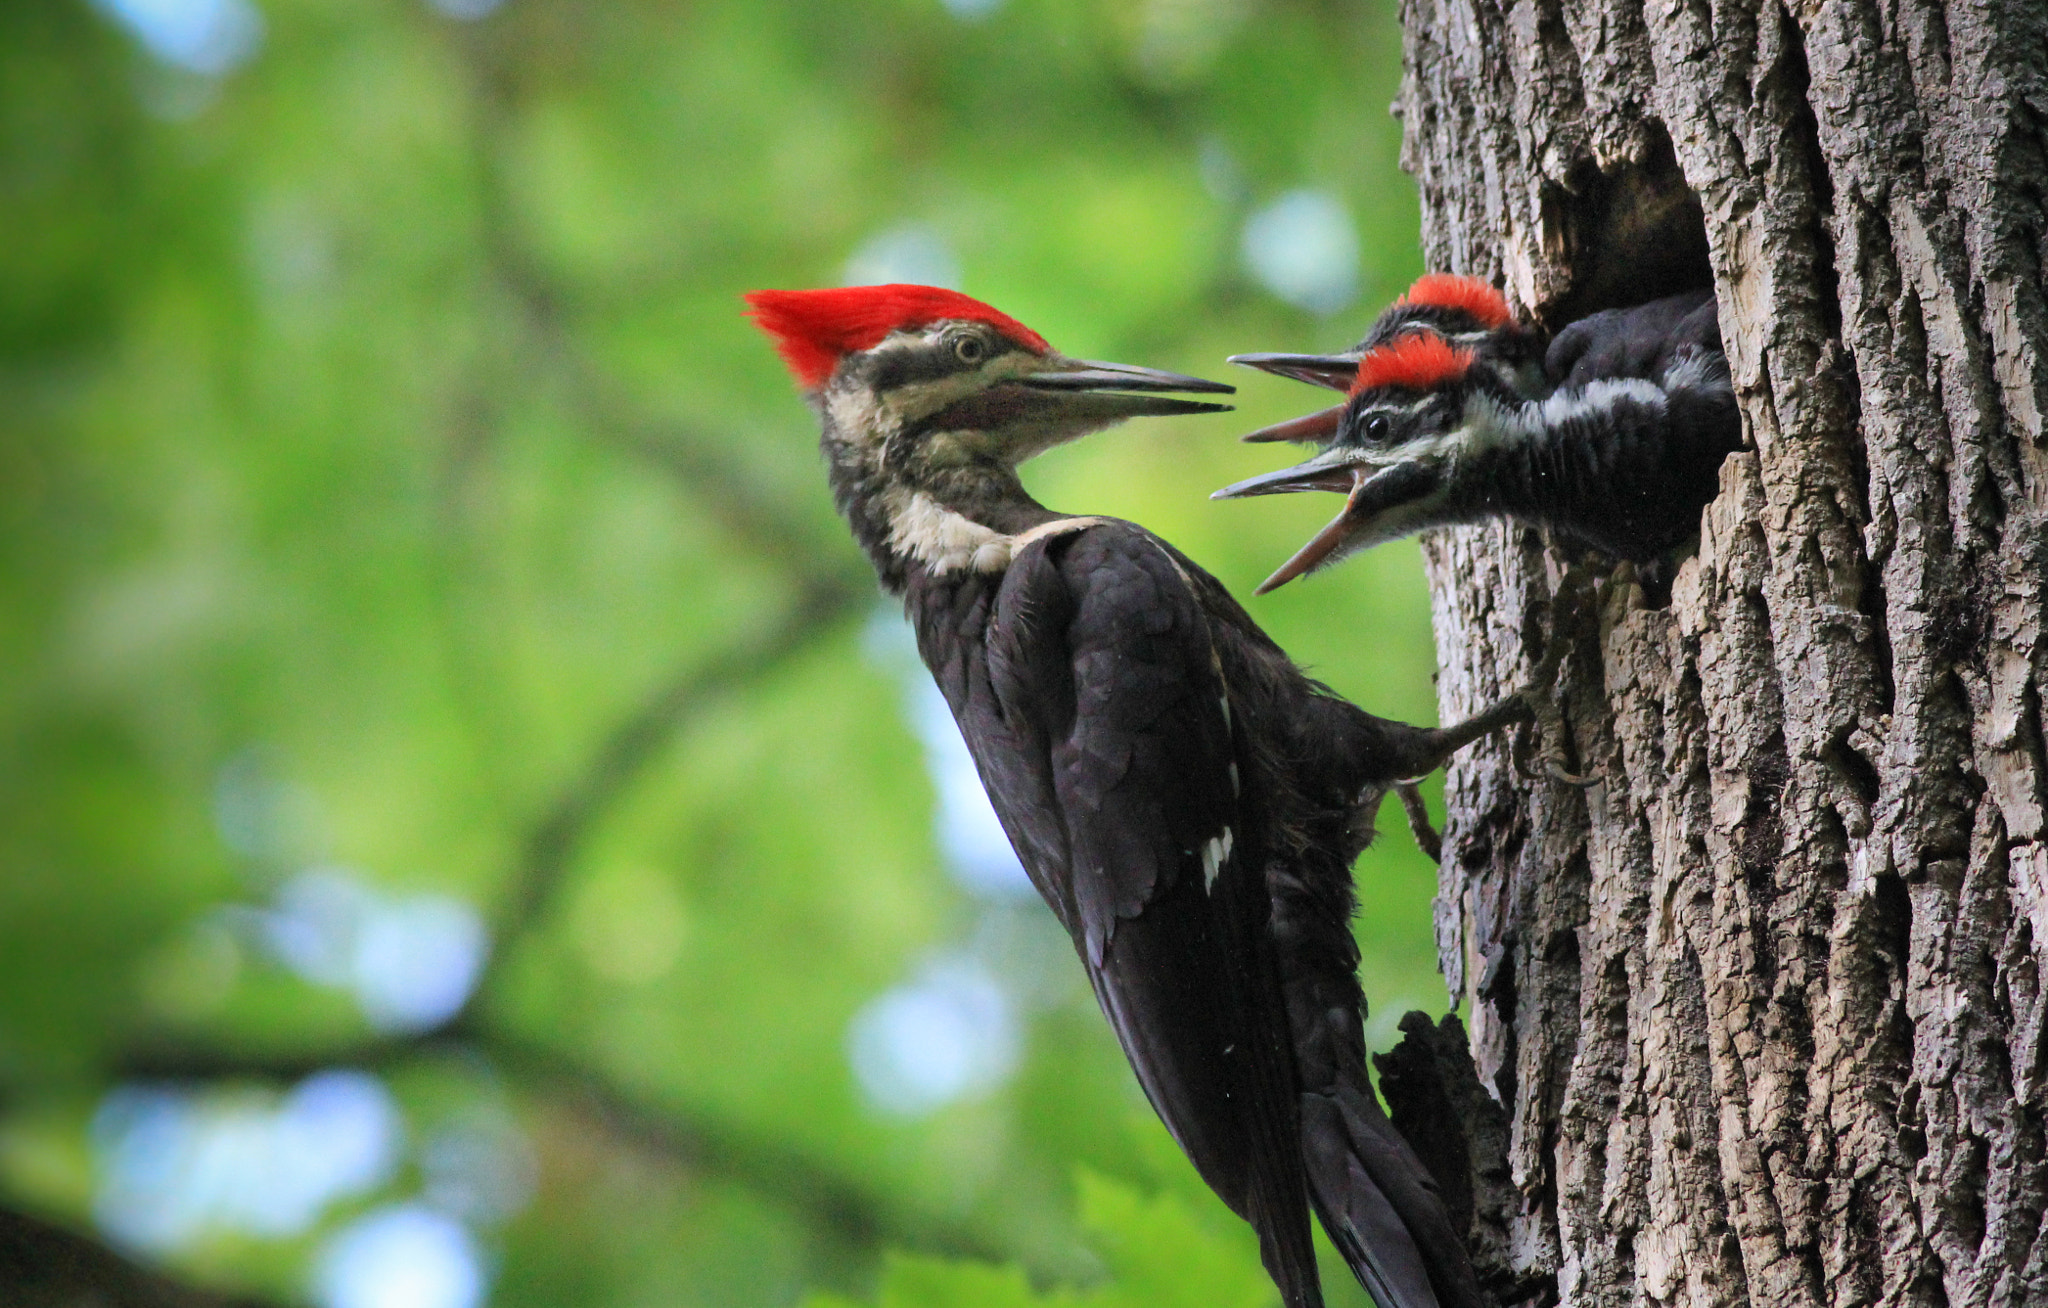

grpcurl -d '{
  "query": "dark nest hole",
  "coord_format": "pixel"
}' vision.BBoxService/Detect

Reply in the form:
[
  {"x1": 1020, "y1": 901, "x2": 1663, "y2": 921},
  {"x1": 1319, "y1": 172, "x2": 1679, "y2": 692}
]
[
  {"x1": 1533, "y1": 124, "x2": 1715, "y2": 330},
  {"x1": 1535, "y1": 124, "x2": 1724, "y2": 606}
]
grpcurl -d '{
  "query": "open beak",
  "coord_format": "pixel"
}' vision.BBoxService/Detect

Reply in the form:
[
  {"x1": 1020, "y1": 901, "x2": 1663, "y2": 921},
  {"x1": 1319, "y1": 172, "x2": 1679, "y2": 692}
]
[
  {"x1": 1237, "y1": 402, "x2": 1346, "y2": 445},
  {"x1": 1227, "y1": 351, "x2": 1360, "y2": 391},
  {"x1": 1210, "y1": 449, "x2": 1359, "y2": 499},
  {"x1": 1020, "y1": 359, "x2": 1235, "y2": 419},
  {"x1": 1213, "y1": 456, "x2": 1443, "y2": 594},
  {"x1": 1225, "y1": 351, "x2": 1354, "y2": 445}
]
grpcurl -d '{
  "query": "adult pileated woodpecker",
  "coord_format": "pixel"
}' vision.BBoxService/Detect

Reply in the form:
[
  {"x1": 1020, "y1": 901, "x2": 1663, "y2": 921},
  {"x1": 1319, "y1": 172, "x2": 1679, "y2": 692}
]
[
  {"x1": 1216, "y1": 277, "x2": 1738, "y2": 592},
  {"x1": 748, "y1": 284, "x2": 1526, "y2": 1308}
]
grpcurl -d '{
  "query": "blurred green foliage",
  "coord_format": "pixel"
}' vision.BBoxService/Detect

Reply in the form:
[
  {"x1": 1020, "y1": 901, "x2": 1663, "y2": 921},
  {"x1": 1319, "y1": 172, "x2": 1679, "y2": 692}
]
[
  {"x1": 807, "y1": 1171, "x2": 1278, "y2": 1308},
  {"x1": 0, "y1": 0, "x2": 1450, "y2": 1304}
]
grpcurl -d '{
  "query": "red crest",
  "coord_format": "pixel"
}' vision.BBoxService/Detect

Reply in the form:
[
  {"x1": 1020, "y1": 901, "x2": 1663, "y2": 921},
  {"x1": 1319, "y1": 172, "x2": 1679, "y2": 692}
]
[
  {"x1": 744, "y1": 284, "x2": 1051, "y2": 388},
  {"x1": 1352, "y1": 332, "x2": 1474, "y2": 395},
  {"x1": 1398, "y1": 273, "x2": 1515, "y2": 330}
]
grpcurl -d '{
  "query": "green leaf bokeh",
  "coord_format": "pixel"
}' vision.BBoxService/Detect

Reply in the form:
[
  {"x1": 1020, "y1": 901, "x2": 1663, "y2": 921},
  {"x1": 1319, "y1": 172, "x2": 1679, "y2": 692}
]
[{"x1": 0, "y1": 0, "x2": 1451, "y2": 1303}]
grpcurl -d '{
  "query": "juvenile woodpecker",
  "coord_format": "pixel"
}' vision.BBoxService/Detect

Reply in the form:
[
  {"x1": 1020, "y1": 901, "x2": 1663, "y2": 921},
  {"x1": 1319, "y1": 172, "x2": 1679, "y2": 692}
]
[
  {"x1": 1217, "y1": 278, "x2": 1739, "y2": 592},
  {"x1": 1224, "y1": 273, "x2": 1546, "y2": 449},
  {"x1": 749, "y1": 284, "x2": 1523, "y2": 1308},
  {"x1": 1544, "y1": 286, "x2": 1724, "y2": 391}
]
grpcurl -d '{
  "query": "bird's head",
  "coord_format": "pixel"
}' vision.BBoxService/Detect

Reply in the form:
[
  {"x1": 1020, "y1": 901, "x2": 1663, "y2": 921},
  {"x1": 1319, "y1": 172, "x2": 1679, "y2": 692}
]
[
  {"x1": 1213, "y1": 329, "x2": 1532, "y2": 593},
  {"x1": 747, "y1": 284, "x2": 1232, "y2": 484},
  {"x1": 747, "y1": 284, "x2": 1232, "y2": 585},
  {"x1": 1222, "y1": 273, "x2": 1530, "y2": 448},
  {"x1": 1211, "y1": 275, "x2": 1538, "y2": 593}
]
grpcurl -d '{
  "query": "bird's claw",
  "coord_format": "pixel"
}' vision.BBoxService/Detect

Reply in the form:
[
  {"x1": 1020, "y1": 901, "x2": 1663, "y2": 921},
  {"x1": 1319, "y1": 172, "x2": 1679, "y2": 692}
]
[
  {"x1": 1394, "y1": 780, "x2": 1444, "y2": 863},
  {"x1": 1510, "y1": 627, "x2": 1605, "y2": 789}
]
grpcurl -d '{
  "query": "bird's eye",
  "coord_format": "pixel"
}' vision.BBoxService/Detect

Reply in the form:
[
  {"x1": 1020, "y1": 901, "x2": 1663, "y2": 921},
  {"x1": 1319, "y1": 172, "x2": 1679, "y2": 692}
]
[
  {"x1": 954, "y1": 336, "x2": 988, "y2": 365},
  {"x1": 1364, "y1": 414, "x2": 1392, "y2": 443}
]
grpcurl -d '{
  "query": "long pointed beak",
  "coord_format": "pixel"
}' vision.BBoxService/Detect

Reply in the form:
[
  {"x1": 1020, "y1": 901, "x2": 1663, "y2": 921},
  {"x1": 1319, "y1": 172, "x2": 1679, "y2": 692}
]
[
  {"x1": 1237, "y1": 401, "x2": 1346, "y2": 445},
  {"x1": 1021, "y1": 359, "x2": 1234, "y2": 417},
  {"x1": 920, "y1": 357, "x2": 1233, "y2": 449},
  {"x1": 1211, "y1": 452, "x2": 1357, "y2": 499},
  {"x1": 1227, "y1": 352, "x2": 1359, "y2": 391},
  {"x1": 1212, "y1": 458, "x2": 1443, "y2": 595},
  {"x1": 1028, "y1": 360, "x2": 1236, "y2": 394}
]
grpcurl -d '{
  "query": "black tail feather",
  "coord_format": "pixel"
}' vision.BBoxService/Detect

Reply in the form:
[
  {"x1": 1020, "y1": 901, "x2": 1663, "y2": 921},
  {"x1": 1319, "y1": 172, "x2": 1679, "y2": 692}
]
[
  {"x1": 1266, "y1": 852, "x2": 1484, "y2": 1308},
  {"x1": 1302, "y1": 1085, "x2": 1486, "y2": 1308}
]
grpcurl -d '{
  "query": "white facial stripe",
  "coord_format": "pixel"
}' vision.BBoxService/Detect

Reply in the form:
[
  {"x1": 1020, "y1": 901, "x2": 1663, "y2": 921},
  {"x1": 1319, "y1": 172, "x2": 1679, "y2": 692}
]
[
  {"x1": 1351, "y1": 395, "x2": 1439, "y2": 425},
  {"x1": 1333, "y1": 395, "x2": 1451, "y2": 468},
  {"x1": 1329, "y1": 394, "x2": 1466, "y2": 471},
  {"x1": 893, "y1": 332, "x2": 1044, "y2": 417},
  {"x1": 824, "y1": 328, "x2": 1049, "y2": 450},
  {"x1": 825, "y1": 384, "x2": 892, "y2": 452},
  {"x1": 1301, "y1": 443, "x2": 1367, "y2": 470},
  {"x1": 884, "y1": 488, "x2": 1004, "y2": 572}
]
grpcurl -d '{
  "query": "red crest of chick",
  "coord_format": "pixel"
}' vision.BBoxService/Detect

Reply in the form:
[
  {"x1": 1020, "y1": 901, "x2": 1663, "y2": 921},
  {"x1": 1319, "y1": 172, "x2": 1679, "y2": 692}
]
[
  {"x1": 1350, "y1": 332, "x2": 1474, "y2": 395},
  {"x1": 744, "y1": 285, "x2": 1051, "y2": 388},
  {"x1": 1396, "y1": 273, "x2": 1515, "y2": 330}
]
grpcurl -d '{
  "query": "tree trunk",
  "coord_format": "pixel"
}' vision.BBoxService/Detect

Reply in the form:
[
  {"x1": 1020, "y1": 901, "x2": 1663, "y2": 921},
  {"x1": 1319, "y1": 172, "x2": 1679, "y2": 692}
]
[{"x1": 1372, "y1": 0, "x2": 2048, "y2": 1304}]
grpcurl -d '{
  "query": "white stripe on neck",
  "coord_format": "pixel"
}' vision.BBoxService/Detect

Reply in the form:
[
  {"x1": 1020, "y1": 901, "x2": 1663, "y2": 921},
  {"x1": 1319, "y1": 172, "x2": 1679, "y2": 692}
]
[{"x1": 885, "y1": 490, "x2": 1100, "y2": 574}]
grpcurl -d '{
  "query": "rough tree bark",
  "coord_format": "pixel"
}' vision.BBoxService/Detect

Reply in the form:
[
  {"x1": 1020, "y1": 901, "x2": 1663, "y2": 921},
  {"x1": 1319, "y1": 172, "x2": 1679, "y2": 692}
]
[{"x1": 1369, "y1": 0, "x2": 2048, "y2": 1305}]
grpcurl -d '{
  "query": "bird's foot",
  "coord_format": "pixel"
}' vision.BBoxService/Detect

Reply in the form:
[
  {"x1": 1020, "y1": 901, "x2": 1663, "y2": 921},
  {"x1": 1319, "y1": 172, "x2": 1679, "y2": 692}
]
[
  {"x1": 1509, "y1": 598, "x2": 1604, "y2": 789},
  {"x1": 1394, "y1": 780, "x2": 1444, "y2": 863},
  {"x1": 1513, "y1": 685, "x2": 1602, "y2": 787}
]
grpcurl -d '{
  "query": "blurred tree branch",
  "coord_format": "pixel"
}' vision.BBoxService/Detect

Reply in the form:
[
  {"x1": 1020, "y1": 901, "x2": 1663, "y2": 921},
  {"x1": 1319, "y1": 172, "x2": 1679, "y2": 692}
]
[
  {"x1": 484, "y1": 574, "x2": 865, "y2": 982},
  {"x1": 106, "y1": 553, "x2": 975, "y2": 1272},
  {"x1": 0, "y1": 1206, "x2": 282, "y2": 1308},
  {"x1": 114, "y1": 1021, "x2": 1007, "y2": 1271},
  {"x1": 480, "y1": 1028, "x2": 1008, "y2": 1266}
]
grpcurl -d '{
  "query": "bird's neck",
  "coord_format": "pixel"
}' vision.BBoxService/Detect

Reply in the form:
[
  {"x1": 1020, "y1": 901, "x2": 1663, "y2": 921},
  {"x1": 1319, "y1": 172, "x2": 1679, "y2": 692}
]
[{"x1": 829, "y1": 444, "x2": 1063, "y2": 595}]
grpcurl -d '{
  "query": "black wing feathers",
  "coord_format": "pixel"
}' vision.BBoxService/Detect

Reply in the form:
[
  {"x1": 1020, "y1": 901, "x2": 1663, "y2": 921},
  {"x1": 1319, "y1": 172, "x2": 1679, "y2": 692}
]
[
  {"x1": 1045, "y1": 533, "x2": 1235, "y2": 961},
  {"x1": 983, "y1": 525, "x2": 1322, "y2": 1308},
  {"x1": 919, "y1": 521, "x2": 1476, "y2": 1308},
  {"x1": 914, "y1": 573, "x2": 1082, "y2": 934},
  {"x1": 1544, "y1": 287, "x2": 1720, "y2": 389}
]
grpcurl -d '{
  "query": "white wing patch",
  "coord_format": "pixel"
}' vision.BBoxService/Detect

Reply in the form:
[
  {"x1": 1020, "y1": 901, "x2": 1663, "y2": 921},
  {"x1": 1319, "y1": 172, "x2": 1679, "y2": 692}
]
[
  {"x1": 1201, "y1": 827, "x2": 1234, "y2": 892},
  {"x1": 1138, "y1": 538, "x2": 1239, "y2": 896}
]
